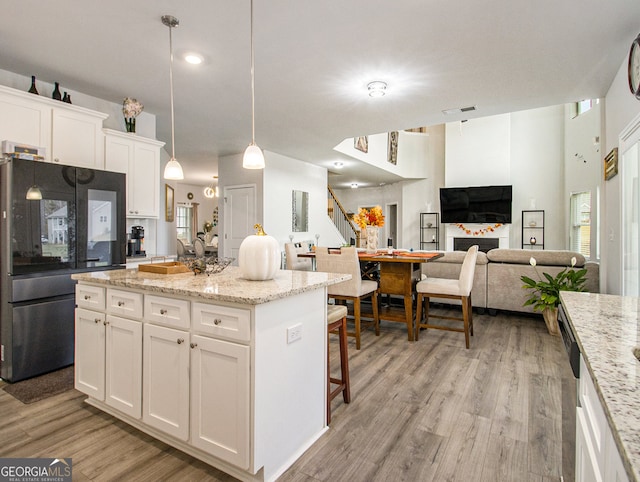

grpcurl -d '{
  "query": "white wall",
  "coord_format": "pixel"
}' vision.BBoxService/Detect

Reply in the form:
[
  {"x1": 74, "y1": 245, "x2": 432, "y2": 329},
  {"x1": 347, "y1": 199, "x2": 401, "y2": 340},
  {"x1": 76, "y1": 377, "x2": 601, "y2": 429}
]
[
  {"x1": 334, "y1": 130, "x2": 429, "y2": 179},
  {"x1": 263, "y1": 151, "x2": 343, "y2": 249},
  {"x1": 445, "y1": 115, "x2": 511, "y2": 186},
  {"x1": 603, "y1": 56, "x2": 640, "y2": 294}
]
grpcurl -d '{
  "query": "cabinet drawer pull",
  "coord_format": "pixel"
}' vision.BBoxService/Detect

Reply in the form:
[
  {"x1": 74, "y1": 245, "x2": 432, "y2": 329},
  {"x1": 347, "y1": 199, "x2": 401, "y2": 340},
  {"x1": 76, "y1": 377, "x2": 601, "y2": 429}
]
[
  {"x1": 214, "y1": 318, "x2": 222, "y2": 325},
  {"x1": 117, "y1": 301, "x2": 125, "y2": 307},
  {"x1": 160, "y1": 309, "x2": 168, "y2": 315},
  {"x1": 94, "y1": 318, "x2": 101, "y2": 324},
  {"x1": 177, "y1": 338, "x2": 184, "y2": 344},
  {"x1": 190, "y1": 342, "x2": 198, "y2": 349},
  {"x1": 84, "y1": 295, "x2": 91, "y2": 300}
]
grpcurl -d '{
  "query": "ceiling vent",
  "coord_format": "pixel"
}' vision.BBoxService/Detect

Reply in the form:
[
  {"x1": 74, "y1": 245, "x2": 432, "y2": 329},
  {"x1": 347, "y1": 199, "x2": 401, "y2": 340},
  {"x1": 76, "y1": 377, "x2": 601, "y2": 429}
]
[{"x1": 443, "y1": 105, "x2": 477, "y2": 115}]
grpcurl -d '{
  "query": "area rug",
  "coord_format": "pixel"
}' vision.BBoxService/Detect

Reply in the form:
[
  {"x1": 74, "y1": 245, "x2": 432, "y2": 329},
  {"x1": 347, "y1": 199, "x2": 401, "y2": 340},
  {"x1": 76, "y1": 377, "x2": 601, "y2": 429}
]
[{"x1": 3, "y1": 365, "x2": 74, "y2": 404}]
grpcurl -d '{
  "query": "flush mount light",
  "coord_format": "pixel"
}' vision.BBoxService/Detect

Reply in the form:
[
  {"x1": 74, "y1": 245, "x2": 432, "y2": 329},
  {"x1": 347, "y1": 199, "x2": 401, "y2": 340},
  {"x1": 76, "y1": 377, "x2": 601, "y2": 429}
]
[
  {"x1": 367, "y1": 81, "x2": 387, "y2": 97},
  {"x1": 184, "y1": 53, "x2": 203, "y2": 65},
  {"x1": 351, "y1": 183, "x2": 358, "y2": 189},
  {"x1": 333, "y1": 161, "x2": 344, "y2": 169}
]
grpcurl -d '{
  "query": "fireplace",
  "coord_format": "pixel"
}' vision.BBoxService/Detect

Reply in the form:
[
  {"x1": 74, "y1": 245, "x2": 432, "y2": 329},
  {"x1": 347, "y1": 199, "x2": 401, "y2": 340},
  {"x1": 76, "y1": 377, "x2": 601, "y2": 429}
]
[{"x1": 454, "y1": 237, "x2": 499, "y2": 253}]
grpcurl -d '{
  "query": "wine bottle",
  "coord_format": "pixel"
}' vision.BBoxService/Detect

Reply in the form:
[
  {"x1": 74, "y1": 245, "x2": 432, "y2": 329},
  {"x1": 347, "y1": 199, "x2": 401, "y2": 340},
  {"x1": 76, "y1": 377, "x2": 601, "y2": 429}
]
[
  {"x1": 28, "y1": 75, "x2": 38, "y2": 95},
  {"x1": 52, "y1": 82, "x2": 62, "y2": 101}
]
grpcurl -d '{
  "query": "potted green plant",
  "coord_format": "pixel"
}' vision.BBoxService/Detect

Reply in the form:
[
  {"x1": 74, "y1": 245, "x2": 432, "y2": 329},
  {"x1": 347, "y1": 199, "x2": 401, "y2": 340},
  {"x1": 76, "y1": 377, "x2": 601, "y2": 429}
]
[{"x1": 520, "y1": 256, "x2": 587, "y2": 335}]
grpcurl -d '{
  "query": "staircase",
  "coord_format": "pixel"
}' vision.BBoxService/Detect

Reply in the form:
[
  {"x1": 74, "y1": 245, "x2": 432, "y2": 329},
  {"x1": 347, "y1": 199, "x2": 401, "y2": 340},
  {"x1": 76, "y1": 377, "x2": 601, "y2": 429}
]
[{"x1": 327, "y1": 186, "x2": 361, "y2": 247}]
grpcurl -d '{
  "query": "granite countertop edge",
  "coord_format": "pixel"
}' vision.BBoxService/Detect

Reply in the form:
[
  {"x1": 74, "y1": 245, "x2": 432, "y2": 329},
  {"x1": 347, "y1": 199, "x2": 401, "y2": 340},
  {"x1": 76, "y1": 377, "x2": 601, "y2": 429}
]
[
  {"x1": 560, "y1": 291, "x2": 640, "y2": 482},
  {"x1": 72, "y1": 266, "x2": 350, "y2": 305}
]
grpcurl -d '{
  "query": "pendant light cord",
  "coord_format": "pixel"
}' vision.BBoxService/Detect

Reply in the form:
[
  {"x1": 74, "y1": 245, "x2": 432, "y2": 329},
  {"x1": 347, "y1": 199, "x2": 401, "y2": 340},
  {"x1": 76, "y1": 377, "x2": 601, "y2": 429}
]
[
  {"x1": 250, "y1": 0, "x2": 256, "y2": 145},
  {"x1": 169, "y1": 22, "x2": 176, "y2": 160}
]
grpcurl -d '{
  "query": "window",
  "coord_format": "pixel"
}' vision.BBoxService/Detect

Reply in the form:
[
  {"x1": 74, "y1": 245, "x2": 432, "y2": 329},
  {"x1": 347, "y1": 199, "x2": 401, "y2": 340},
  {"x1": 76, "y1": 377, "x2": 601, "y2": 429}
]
[
  {"x1": 569, "y1": 191, "x2": 591, "y2": 257},
  {"x1": 176, "y1": 204, "x2": 194, "y2": 242}
]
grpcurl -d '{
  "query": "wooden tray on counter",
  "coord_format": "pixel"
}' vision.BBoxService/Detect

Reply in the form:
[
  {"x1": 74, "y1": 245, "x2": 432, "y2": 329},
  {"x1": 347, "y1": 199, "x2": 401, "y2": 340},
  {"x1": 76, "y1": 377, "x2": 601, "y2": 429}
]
[{"x1": 138, "y1": 261, "x2": 190, "y2": 274}]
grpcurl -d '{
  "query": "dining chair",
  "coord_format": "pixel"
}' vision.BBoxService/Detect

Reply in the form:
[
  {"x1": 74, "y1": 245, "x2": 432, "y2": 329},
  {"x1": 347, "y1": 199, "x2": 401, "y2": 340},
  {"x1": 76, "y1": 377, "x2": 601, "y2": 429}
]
[
  {"x1": 193, "y1": 237, "x2": 206, "y2": 258},
  {"x1": 415, "y1": 245, "x2": 478, "y2": 348},
  {"x1": 284, "y1": 242, "x2": 313, "y2": 271},
  {"x1": 177, "y1": 239, "x2": 194, "y2": 258},
  {"x1": 315, "y1": 247, "x2": 379, "y2": 350}
]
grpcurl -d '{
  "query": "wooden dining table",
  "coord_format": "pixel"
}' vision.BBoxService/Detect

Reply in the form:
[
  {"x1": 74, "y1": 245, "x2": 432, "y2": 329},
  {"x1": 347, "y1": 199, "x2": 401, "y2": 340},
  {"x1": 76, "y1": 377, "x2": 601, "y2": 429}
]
[{"x1": 300, "y1": 250, "x2": 443, "y2": 341}]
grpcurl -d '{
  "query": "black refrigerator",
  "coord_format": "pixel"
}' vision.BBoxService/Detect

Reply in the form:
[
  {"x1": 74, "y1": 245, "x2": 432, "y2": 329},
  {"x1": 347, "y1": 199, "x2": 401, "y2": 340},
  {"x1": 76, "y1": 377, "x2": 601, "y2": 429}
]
[{"x1": 0, "y1": 158, "x2": 126, "y2": 382}]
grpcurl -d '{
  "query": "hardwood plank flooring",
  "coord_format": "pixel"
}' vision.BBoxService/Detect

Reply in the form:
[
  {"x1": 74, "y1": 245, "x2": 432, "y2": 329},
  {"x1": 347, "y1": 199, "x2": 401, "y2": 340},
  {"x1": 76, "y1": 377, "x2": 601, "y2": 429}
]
[{"x1": 0, "y1": 307, "x2": 573, "y2": 481}]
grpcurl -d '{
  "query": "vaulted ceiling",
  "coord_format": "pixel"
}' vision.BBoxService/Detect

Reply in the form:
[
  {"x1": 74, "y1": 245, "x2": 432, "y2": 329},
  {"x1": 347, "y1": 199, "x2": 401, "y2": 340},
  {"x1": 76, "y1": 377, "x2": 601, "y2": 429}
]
[{"x1": 2, "y1": 1, "x2": 639, "y2": 187}]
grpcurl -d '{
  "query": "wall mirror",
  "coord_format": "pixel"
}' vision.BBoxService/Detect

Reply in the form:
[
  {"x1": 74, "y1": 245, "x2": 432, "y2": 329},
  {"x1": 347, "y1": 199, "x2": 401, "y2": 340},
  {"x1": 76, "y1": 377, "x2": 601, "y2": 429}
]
[{"x1": 292, "y1": 190, "x2": 309, "y2": 232}]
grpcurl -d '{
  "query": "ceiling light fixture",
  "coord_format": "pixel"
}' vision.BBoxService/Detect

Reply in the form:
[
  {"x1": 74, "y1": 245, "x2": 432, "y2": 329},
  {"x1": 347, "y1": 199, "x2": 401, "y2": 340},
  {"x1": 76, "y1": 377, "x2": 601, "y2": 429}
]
[
  {"x1": 184, "y1": 53, "x2": 203, "y2": 65},
  {"x1": 162, "y1": 15, "x2": 184, "y2": 181},
  {"x1": 242, "y1": 0, "x2": 265, "y2": 169},
  {"x1": 333, "y1": 161, "x2": 344, "y2": 169},
  {"x1": 367, "y1": 81, "x2": 387, "y2": 97},
  {"x1": 203, "y1": 176, "x2": 218, "y2": 198}
]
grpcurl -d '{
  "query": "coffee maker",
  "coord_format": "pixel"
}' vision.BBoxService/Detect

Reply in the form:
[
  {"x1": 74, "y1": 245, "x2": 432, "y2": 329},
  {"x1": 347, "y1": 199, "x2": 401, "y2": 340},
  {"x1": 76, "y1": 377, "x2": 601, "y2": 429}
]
[{"x1": 130, "y1": 225, "x2": 145, "y2": 256}]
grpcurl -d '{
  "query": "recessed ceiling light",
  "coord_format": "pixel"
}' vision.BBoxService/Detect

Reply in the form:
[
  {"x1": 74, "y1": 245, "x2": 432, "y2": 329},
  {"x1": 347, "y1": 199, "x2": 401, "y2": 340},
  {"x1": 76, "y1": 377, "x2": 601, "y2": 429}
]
[
  {"x1": 367, "y1": 81, "x2": 387, "y2": 97},
  {"x1": 333, "y1": 161, "x2": 344, "y2": 169},
  {"x1": 351, "y1": 183, "x2": 358, "y2": 189},
  {"x1": 184, "y1": 53, "x2": 203, "y2": 65}
]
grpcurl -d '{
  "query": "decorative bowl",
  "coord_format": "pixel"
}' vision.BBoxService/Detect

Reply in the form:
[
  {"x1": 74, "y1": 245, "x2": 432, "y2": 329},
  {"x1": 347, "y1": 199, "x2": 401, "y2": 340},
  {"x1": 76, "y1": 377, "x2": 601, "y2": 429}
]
[{"x1": 179, "y1": 256, "x2": 235, "y2": 276}]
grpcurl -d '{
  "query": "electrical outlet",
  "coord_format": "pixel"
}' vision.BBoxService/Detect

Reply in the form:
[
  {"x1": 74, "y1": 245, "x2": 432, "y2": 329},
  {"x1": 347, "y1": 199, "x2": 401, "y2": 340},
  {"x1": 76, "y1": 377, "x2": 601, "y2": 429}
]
[{"x1": 287, "y1": 324, "x2": 302, "y2": 344}]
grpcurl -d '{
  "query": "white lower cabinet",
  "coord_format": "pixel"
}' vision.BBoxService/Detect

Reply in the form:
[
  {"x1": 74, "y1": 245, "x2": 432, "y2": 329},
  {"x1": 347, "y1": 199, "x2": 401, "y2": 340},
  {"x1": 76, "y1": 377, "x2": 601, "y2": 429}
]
[
  {"x1": 142, "y1": 324, "x2": 250, "y2": 468},
  {"x1": 75, "y1": 308, "x2": 106, "y2": 400},
  {"x1": 75, "y1": 309, "x2": 142, "y2": 418},
  {"x1": 576, "y1": 355, "x2": 629, "y2": 482},
  {"x1": 142, "y1": 323, "x2": 190, "y2": 440},
  {"x1": 190, "y1": 334, "x2": 250, "y2": 469},
  {"x1": 105, "y1": 315, "x2": 142, "y2": 418}
]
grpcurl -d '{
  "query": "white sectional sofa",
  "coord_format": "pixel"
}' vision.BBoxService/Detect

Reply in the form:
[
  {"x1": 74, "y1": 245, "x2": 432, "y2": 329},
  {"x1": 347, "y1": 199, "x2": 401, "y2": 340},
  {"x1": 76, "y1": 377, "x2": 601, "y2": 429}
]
[{"x1": 422, "y1": 248, "x2": 599, "y2": 314}]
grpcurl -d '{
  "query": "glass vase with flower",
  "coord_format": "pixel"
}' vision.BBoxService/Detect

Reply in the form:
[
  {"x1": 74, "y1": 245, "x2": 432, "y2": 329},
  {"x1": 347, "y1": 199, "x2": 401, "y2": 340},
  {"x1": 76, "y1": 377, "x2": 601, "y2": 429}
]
[
  {"x1": 354, "y1": 206, "x2": 385, "y2": 253},
  {"x1": 122, "y1": 97, "x2": 144, "y2": 133}
]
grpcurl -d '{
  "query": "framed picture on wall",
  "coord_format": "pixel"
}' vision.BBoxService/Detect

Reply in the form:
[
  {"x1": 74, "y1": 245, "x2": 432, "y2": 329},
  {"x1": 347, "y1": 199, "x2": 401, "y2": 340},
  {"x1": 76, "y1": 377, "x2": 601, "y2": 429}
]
[
  {"x1": 165, "y1": 184, "x2": 175, "y2": 222},
  {"x1": 604, "y1": 148, "x2": 618, "y2": 180},
  {"x1": 354, "y1": 136, "x2": 368, "y2": 153},
  {"x1": 388, "y1": 131, "x2": 398, "y2": 165}
]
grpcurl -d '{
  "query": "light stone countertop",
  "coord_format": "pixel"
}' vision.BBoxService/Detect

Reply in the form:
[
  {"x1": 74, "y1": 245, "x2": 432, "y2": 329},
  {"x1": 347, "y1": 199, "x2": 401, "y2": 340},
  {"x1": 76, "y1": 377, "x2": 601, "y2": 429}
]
[
  {"x1": 72, "y1": 266, "x2": 350, "y2": 305},
  {"x1": 560, "y1": 291, "x2": 640, "y2": 481}
]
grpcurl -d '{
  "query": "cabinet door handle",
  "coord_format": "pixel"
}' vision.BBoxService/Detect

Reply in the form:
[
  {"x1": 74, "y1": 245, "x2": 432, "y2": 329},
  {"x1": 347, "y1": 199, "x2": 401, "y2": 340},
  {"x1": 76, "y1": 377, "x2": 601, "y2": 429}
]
[
  {"x1": 214, "y1": 318, "x2": 222, "y2": 325},
  {"x1": 160, "y1": 309, "x2": 168, "y2": 315},
  {"x1": 117, "y1": 301, "x2": 125, "y2": 306},
  {"x1": 190, "y1": 342, "x2": 198, "y2": 349},
  {"x1": 103, "y1": 321, "x2": 110, "y2": 326},
  {"x1": 94, "y1": 318, "x2": 101, "y2": 324},
  {"x1": 84, "y1": 295, "x2": 91, "y2": 300},
  {"x1": 177, "y1": 338, "x2": 184, "y2": 344}
]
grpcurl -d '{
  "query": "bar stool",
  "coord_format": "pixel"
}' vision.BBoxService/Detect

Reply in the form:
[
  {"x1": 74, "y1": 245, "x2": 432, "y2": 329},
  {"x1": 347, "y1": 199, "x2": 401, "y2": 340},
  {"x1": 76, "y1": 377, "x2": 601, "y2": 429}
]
[{"x1": 327, "y1": 304, "x2": 351, "y2": 424}]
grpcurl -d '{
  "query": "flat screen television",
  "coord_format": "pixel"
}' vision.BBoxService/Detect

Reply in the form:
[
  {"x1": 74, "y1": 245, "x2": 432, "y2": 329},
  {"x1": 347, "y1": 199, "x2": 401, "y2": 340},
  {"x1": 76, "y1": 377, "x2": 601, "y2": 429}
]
[{"x1": 439, "y1": 185, "x2": 512, "y2": 224}]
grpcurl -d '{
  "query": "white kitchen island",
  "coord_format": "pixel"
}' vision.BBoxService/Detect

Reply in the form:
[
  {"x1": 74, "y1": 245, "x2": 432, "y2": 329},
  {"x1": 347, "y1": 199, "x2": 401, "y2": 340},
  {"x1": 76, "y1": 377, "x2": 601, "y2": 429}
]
[{"x1": 72, "y1": 266, "x2": 349, "y2": 482}]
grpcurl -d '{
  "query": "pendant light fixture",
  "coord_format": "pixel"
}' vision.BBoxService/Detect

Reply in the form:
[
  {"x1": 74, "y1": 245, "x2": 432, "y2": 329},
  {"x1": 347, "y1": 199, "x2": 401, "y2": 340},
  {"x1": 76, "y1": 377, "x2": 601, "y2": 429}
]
[
  {"x1": 203, "y1": 176, "x2": 218, "y2": 198},
  {"x1": 26, "y1": 185, "x2": 42, "y2": 200},
  {"x1": 162, "y1": 15, "x2": 185, "y2": 180},
  {"x1": 242, "y1": 0, "x2": 265, "y2": 169}
]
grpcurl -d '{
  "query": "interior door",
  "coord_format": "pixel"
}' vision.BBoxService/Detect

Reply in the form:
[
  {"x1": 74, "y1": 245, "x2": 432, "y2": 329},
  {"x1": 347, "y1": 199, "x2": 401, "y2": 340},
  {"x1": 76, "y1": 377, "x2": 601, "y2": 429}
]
[{"x1": 223, "y1": 185, "x2": 256, "y2": 262}]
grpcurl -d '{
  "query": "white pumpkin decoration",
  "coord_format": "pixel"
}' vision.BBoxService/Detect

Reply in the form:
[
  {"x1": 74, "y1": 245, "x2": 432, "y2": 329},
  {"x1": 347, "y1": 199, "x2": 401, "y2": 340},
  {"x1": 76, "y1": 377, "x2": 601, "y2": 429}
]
[{"x1": 238, "y1": 224, "x2": 280, "y2": 280}]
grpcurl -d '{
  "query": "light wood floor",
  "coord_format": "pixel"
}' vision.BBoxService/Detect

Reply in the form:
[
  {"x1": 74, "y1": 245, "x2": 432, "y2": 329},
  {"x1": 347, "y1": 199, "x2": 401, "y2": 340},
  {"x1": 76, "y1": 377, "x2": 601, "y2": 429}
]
[{"x1": 0, "y1": 307, "x2": 573, "y2": 481}]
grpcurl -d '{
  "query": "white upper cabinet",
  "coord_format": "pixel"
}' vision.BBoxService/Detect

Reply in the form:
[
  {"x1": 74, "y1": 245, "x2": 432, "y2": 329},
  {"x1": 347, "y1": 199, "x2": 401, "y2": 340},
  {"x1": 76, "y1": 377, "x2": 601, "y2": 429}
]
[
  {"x1": 0, "y1": 87, "x2": 50, "y2": 150},
  {"x1": 104, "y1": 128, "x2": 165, "y2": 218},
  {"x1": 51, "y1": 107, "x2": 106, "y2": 168},
  {"x1": 0, "y1": 85, "x2": 107, "y2": 168}
]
